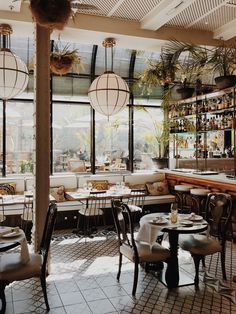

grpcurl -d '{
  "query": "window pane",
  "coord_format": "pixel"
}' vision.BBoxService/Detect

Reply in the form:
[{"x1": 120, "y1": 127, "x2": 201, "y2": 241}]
[
  {"x1": 95, "y1": 46, "x2": 131, "y2": 77},
  {"x1": 95, "y1": 109, "x2": 129, "y2": 172},
  {"x1": 4, "y1": 101, "x2": 34, "y2": 175},
  {"x1": 53, "y1": 103, "x2": 91, "y2": 173},
  {"x1": 133, "y1": 106, "x2": 165, "y2": 171}
]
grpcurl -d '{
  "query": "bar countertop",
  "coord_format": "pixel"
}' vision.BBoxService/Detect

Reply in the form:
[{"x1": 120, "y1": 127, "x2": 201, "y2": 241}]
[{"x1": 160, "y1": 169, "x2": 236, "y2": 191}]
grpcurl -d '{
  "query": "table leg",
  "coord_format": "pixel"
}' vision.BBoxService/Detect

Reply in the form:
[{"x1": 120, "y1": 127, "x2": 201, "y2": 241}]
[{"x1": 165, "y1": 230, "x2": 179, "y2": 288}]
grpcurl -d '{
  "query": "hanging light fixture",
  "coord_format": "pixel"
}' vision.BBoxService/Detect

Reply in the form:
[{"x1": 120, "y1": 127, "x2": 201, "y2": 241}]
[
  {"x1": 0, "y1": 24, "x2": 29, "y2": 100},
  {"x1": 88, "y1": 38, "x2": 130, "y2": 118}
]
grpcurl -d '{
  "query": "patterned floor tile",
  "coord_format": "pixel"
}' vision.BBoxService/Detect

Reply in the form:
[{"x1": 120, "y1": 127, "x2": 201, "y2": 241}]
[{"x1": 3, "y1": 230, "x2": 236, "y2": 313}]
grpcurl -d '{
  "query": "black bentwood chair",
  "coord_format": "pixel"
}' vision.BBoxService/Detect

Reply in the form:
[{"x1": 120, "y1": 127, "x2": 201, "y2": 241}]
[
  {"x1": 179, "y1": 192, "x2": 232, "y2": 285},
  {"x1": 0, "y1": 203, "x2": 57, "y2": 313},
  {"x1": 111, "y1": 200, "x2": 170, "y2": 296}
]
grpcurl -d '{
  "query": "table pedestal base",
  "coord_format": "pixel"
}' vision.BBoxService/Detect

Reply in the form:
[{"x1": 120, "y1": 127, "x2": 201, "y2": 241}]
[{"x1": 157, "y1": 265, "x2": 195, "y2": 288}]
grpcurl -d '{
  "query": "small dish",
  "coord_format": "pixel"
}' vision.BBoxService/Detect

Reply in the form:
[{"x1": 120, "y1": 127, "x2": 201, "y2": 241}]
[
  {"x1": 188, "y1": 215, "x2": 203, "y2": 221},
  {"x1": 150, "y1": 218, "x2": 168, "y2": 225},
  {"x1": 180, "y1": 220, "x2": 193, "y2": 226}
]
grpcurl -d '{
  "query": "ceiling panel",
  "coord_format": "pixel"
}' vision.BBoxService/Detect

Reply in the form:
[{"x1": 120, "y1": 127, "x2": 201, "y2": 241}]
[{"x1": 111, "y1": 0, "x2": 162, "y2": 21}]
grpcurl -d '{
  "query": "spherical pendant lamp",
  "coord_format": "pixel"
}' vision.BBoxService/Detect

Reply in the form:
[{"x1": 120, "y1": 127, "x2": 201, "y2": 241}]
[
  {"x1": 0, "y1": 24, "x2": 29, "y2": 100},
  {"x1": 88, "y1": 38, "x2": 130, "y2": 118}
]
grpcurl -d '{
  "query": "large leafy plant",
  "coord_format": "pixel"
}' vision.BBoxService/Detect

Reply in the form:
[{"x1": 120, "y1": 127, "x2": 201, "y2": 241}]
[{"x1": 208, "y1": 40, "x2": 236, "y2": 77}]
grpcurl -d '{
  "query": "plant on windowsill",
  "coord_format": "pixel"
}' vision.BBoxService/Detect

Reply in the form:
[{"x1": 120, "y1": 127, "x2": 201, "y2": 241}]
[
  {"x1": 20, "y1": 160, "x2": 33, "y2": 174},
  {"x1": 207, "y1": 40, "x2": 236, "y2": 89},
  {"x1": 50, "y1": 44, "x2": 82, "y2": 75}
]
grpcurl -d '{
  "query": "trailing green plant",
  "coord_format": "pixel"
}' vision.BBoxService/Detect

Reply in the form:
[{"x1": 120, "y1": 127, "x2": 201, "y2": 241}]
[
  {"x1": 138, "y1": 52, "x2": 177, "y2": 95},
  {"x1": 50, "y1": 42, "x2": 82, "y2": 75},
  {"x1": 162, "y1": 40, "x2": 208, "y2": 88},
  {"x1": 138, "y1": 40, "x2": 209, "y2": 95}
]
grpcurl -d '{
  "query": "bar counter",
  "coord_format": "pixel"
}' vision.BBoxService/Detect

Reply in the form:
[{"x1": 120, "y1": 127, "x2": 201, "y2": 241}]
[{"x1": 161, "y1": 169, "x2": 236, "y2": 240}]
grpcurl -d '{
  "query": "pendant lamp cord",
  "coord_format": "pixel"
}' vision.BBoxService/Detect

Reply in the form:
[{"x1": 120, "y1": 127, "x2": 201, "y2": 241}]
[
  {"x1": 105, "y1": 45, "x2": 107, "y2": 72},
  {"x1": 111, "y1": 44, "x2": 114, "y2": 72}
]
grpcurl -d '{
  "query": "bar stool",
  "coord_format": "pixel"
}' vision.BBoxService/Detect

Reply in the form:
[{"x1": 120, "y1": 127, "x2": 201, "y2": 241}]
[
  {"x1": 174, "y1": 184, "x2": 193, "y2": 213},
  {"x1": 190, "y1": 188, "x2": 210, "y2": 217}
]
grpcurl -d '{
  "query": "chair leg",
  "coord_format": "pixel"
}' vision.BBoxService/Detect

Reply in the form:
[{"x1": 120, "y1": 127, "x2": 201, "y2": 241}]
[
  {"x1": 40, "y1": 274, "x2": 50, "y2": 311},
  {"x1": 132, "y1": 261, "x2": 139, "y2": 296},
  {"x1": 0, "y1": 281, "x2": 8, "y2": 314},
  {"x1": 192, "y1": 255, "x2": 202, "y2": 286},
  {"x1": 117, "y1": 253, "x2": 122, "y2": 281},
  {"x1": 221, "y1": 247, "x2": 227, "y2": 280},
  {"x1": 201, "y1": 257, "x2": 206, "y2": 268}
]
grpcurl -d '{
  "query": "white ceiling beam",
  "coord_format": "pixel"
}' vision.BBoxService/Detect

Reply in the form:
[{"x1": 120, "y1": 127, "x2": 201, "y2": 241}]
[
  {"x1": 186, "y1": 0, "x2": 227, "y2": 28},
  {"x1": 0, "y1": 0, "x2": 21, "y2": 12},
  {"x1": 107, "y1": 0, "x2": 126, "y2": 17},
  {"x1": 141, "y1": 0, "x2": 196, "y2": 31},
  {"x1": 214, "y1": 17, "x2": 236, "y2": 40}
]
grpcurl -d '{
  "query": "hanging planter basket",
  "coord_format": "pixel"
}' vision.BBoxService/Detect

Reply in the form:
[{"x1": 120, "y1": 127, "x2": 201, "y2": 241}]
[
  {"x1": 50, "y1": 55, "x2": 73, "y2": 75},
  {"x1": 50, "y1": 46, "x2": 81, "y2": 75},
  {"x1": 29, "y1": 0, "x2": 72, "y2": 30}
]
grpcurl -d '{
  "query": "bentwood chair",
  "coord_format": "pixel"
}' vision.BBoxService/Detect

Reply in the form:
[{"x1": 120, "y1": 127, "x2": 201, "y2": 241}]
[
  {"x1": 111, "y1": 200, "x2": 170, "y2": 296},
  {"x1": 77, "y1": 191, "x2": 107, "y2": 236},
  {"x1": 125, "y1": 189, "x2": 146, "y2": 225},
  {"x1": 179, "y1": 193, "x2": 232, "y2": 285},
  {"x1": 0, "y1": 203, "x2": 57, "y2": 313}
]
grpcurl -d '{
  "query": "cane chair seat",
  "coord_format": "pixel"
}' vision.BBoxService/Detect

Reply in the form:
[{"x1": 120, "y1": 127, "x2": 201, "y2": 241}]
[
  {"x1": 120, "y1": 241, "x2": 170, "y2": 263},
  {"x1": 179, "y1": 234, "x2": 222, "y2": 255},
  {"x1": 0, "y1": 253, "x2": 43, "y2": 281}
]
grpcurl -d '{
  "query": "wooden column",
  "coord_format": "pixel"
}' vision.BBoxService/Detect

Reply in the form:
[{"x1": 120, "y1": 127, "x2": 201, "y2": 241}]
[{"x1": 34, "y1": 24, "x2": 51, "y2": 251}]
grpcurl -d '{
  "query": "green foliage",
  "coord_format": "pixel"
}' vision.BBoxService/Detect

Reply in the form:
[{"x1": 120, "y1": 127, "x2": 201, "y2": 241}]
[{"x1": 208, "y1": 40, "x2": 236, "y2": 76}]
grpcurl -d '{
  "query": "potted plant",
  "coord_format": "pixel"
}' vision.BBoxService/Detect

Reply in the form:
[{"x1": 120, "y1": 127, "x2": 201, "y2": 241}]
[
  {"x1": 138, "y1": 40, "x2": 208, "y2": 99},
  {"x1": 138, "y1": 53, "x2": 177, "y2": 95},
  {"x1": 50, "y1": 44, "x2": 81, "y2": 75},
  {"x1": 208, "y1": 40, "x2": 236, "y2": 89},
  {"x1": 163, "y1": 40, "x2": 208, "y2": 99},
  {"x1": 29, "y1": 0, "x2": 72, "y2": 30}
]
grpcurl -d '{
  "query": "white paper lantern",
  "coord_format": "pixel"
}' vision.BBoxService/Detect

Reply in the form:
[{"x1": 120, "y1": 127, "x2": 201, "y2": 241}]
[
  {"x1": 88, "y1": 71, "x2": 130, "y2": 117},
  {"x1": 0, "y1": 49, "x2": 29, "y2": 100}
]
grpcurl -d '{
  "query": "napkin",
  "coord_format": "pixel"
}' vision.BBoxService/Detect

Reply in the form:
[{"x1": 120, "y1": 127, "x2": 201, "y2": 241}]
[{"x1": 0, "y1": 227, "x2": 19, "y2": 237}]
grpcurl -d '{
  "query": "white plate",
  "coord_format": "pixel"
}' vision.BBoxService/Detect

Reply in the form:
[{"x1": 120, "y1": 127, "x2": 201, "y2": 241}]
[
  {"x1": 2, "y1": 231, "x2": 20, "y2": 238},
  {"x1": 180, "y1": 220, "x2": 193, "y2": 226},
  {"x1": 188, "y1": 215, "x2": 203, "y2": 221},
  {"x1": 150, "y1": 218, "x2": 168, "y2": 225}
]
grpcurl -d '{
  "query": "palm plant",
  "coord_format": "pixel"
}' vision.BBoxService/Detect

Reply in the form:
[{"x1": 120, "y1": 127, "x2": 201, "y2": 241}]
[{"x1": 208, "y1": 40, "x2": 236, "y2": 89}]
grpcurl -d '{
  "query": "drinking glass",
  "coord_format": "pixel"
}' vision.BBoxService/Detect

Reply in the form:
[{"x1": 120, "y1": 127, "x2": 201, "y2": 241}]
[{"x1": 170, "y1": 202, "x2": 178, "y2": 224}]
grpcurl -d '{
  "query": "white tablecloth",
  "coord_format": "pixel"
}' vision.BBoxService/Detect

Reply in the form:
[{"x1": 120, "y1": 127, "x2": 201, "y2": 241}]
[
  {"x1": 0, "y1": 227, "x2": 30, "y2": 264},
  {"x1": 136, "y1": 213, "x2": 208, "y2": 245}
]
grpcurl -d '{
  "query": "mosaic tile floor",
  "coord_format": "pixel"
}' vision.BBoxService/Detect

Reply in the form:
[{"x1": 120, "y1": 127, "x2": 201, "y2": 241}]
[{"x1": 3, "y1": 230, "x2": 236, "y2": 314}]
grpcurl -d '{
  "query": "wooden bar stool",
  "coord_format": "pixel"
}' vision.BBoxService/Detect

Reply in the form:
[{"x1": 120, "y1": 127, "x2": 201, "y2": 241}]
[
  {"x1": 190, "y1": 188, "x2": 210, "y2": 217},
  {"x1": 174, "y1": 184, "x2": 193, "y2": 213}
]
